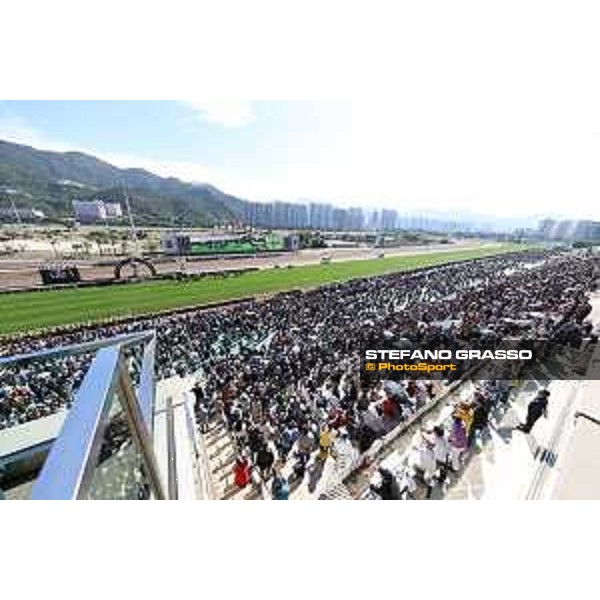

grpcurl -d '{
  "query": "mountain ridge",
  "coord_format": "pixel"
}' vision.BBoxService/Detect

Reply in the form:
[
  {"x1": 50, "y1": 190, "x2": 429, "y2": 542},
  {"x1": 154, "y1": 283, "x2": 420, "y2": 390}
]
[{"x1": 0, "y1": 139, "x2": 246, "y2": 225}]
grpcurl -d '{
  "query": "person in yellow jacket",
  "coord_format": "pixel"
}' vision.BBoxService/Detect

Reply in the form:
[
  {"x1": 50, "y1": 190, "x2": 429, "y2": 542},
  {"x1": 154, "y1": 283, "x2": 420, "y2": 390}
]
[
  {"x1": 318, "y1": 424, "x2": 335, "y2": 461},
  {"x1": 453, "y1": 402, "x2": 474, "y2": 435}
]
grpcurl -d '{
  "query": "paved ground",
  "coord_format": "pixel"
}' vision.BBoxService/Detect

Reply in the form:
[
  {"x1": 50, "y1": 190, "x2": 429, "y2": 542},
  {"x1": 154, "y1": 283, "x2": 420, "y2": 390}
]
[{"x1": 442, "y1": 379, "x2": 581, "y2": 500}]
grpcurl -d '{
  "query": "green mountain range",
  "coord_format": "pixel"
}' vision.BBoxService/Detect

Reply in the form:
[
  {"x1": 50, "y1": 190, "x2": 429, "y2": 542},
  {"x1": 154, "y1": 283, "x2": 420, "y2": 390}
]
[{"x1": 0, "y1": 139, "x2": 246, "y2": 226}]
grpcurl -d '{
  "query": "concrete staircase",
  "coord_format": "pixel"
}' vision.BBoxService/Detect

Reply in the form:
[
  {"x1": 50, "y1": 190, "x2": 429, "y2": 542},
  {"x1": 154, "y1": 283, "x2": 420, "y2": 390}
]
[{"x1": 202, "y1": 422, "x2": 261, "y2": 500}]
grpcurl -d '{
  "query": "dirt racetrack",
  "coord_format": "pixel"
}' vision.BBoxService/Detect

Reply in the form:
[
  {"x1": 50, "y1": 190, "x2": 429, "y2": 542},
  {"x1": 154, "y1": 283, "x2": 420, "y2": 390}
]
[{"x1": 0, "y1": 239, "x2": 485, "y2": 291}]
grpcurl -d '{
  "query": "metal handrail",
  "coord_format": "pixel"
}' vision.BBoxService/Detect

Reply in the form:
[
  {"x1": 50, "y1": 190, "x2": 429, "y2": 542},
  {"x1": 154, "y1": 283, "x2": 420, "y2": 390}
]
[
  {"x1": 138, "y1": 334, "x2": 157, "y2": 431},
  {"x1": 574, "y1": 411, "x2": 600, "y2": 427},
  {"x1": 0, "y1": 331, "x2": 155, "y2": 368}
]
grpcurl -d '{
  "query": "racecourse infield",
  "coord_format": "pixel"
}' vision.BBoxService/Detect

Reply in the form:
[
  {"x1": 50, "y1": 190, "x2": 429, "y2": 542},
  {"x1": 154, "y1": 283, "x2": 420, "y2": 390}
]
[{"x1": 0, "y1": 244, "x2": 524, "y2": 336}]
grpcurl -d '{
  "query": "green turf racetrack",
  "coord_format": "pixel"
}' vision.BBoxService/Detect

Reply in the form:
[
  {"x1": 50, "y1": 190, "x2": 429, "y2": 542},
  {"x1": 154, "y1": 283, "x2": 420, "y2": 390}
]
[{"x1": 0, "y1": 244, "x2": 524, "y2": 336}]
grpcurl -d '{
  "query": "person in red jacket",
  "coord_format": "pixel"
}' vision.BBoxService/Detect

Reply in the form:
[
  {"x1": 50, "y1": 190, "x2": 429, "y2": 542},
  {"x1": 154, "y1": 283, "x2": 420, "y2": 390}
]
[
  {"x1": 233, "y1": 455, "x2": 251, "y2": 488},
  {"x1": 382, "y1": 396, "x2": 396, "y2": 419}
]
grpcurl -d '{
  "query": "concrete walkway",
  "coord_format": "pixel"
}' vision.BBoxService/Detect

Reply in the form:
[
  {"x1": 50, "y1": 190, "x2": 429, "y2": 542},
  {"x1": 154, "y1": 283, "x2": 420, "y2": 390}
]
[
  {"x1": 444, "y1": 291, "x2": 600, "y2": 500},
  {"x1": 443, "y1": 379, "x2": 583, "y2": 499}
]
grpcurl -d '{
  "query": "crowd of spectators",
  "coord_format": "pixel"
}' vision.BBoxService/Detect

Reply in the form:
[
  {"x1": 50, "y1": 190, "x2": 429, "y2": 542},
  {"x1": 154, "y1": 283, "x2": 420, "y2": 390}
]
[
  {"x1": 369, "y1": 379, "x2": 514, "y2": 499},
  {"x1": 368, "y1": 381, "x2": 557, "y2": 500},
  {"x1": 1, "y1": 249, "x2": 597, "y2": 500}
]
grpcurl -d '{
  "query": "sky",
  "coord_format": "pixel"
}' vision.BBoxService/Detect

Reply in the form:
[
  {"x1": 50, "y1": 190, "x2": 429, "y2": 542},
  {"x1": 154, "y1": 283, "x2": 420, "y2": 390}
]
[{"x1": 1, "y1": 97, "x2": 600, "y2": 221}]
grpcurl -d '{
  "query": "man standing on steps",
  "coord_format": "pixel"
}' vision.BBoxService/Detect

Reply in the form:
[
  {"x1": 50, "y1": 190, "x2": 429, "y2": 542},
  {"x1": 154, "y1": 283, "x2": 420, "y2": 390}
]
[{"x1": 516, "y1": 389, "x2": 550, "y2": 434}]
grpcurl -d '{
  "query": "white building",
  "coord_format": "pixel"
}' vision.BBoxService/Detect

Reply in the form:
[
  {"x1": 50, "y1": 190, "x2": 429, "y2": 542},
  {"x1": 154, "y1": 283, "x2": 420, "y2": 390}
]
[
  {"x1": 73, "y1": 200, "x2": 123, "y2": 223},
  {"x1": 73, "y1": 200, "x2": 107, "y2": 223}
]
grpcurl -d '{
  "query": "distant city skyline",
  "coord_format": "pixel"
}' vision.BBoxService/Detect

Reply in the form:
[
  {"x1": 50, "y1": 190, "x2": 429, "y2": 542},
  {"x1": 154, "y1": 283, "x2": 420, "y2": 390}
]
[
  {"x1": 1, "y1": 100, "x2": 599, "y2": 222},
  {"x1": 241, "y1": 200, "x2": 536, "y2": 233}
]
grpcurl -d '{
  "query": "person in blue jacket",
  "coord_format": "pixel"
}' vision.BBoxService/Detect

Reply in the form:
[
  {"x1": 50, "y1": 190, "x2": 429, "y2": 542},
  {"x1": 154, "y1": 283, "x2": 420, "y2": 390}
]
[{"x1": 271, "y1": 469, "x2": 290, "y2": 500}]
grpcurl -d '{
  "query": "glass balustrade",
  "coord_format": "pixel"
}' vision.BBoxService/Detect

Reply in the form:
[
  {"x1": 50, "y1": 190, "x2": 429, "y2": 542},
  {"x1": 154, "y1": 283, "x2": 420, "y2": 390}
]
[{"x1": 0, "y1": 331, "x2": 165, "y2": 500}]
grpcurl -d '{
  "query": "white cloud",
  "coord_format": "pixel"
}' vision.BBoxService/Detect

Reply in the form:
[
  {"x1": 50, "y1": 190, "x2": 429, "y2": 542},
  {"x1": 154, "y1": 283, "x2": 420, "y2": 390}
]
[
  {"x1": 100, "y1": 152, "x2": 223, "y2": 186},
  {"x1": 181, "y1": 100, "x2": 254, "y2": 128},
  {"x1": 0, "y1": 115, "x2": 72, "y2": 152}
]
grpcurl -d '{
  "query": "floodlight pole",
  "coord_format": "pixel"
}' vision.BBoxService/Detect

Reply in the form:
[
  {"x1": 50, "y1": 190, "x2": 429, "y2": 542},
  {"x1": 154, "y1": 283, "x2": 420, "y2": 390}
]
[
  {"x1": 9, "y1": 195, "x2": 23, "y2": 226},
  {"x1": 121, "y1": 182, "x2": 142, "y2": 257}
]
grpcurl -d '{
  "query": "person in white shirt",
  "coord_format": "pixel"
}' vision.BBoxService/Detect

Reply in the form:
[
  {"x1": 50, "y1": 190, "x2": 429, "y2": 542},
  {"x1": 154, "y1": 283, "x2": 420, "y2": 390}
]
[
  {"x1": 407, "y1": 431, "x2": 436, "y2": 498},
  {"x1": 397, "y1": 468, "x2": 418, "y2": 499},
  {"x1": 424, "y1": 424, "x2": 450, "y2": 484}
]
